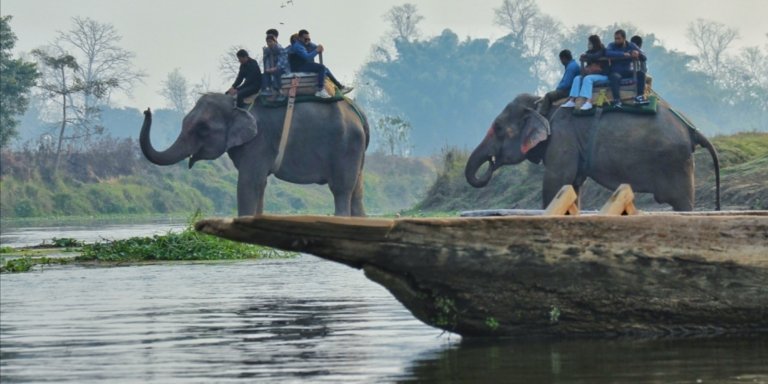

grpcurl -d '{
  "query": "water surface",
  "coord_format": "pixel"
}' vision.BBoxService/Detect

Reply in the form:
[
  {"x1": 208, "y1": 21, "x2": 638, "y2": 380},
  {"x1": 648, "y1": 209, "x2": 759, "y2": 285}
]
[{"x1": 1, "y1": 224, "x2": 766, "y2": 383}]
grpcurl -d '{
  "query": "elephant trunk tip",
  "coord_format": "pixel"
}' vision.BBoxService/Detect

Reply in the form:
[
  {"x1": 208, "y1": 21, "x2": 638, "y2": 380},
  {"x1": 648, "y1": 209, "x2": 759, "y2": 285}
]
[{"x1": 465, "y1": 155, "x2": 495, "y2": 188}]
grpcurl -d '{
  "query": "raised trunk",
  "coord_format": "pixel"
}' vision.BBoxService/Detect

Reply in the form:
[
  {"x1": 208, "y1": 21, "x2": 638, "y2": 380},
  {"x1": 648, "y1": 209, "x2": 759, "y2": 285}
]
[
  {"x1": 465, "y1": 141, "x2": 495, "y2": 188},
  {"x1": 139, "y1": 109, "x2": 192, "y2": 166}
]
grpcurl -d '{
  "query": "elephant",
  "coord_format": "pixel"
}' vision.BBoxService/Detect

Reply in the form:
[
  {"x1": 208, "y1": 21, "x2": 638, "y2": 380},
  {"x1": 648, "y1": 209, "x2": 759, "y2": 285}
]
[
  {"x1": 464, "y1": 93, "x2": 721, "y2": 211},
  {"x1": 140, "y1": 93, "x2": 369, "y2": 216}
]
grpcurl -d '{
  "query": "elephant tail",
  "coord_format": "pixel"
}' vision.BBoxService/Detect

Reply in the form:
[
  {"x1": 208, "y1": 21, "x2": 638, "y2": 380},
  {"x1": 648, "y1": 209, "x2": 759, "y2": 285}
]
[{"x1": 689, "y1": 127, "x2": 721, "y2": 211}]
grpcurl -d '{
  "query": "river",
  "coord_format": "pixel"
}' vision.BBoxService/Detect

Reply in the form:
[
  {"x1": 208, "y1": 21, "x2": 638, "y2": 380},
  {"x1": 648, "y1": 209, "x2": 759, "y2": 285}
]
[{"x1": 1, "y1": 223, "x2": 767, "y2": 383}]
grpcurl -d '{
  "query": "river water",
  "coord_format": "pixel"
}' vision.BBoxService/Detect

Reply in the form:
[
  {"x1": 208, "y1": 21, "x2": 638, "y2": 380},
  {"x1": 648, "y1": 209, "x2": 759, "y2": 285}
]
[{"x1": 1, "y1": 224, "x2": 767, "y2": 383}]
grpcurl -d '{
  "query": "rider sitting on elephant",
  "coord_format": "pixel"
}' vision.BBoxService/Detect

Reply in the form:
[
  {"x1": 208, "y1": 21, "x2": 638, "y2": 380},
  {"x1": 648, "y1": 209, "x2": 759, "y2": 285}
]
[
  {"x1": 287, "y1": 29, "x2": 351, "y2": 98},
  {"x1": 561, "y1": 35, "x2": 609, "y2": 111},
  {"x1": 262, "y1": 33, "x2": 288, "y2": 96},
  {"x1": 538, "y1": 49, "x2": 580, "y2": 116},
  {"x1": 227, "y1": 49, "x2": 262, "y2": 108},
  {"x1": 606, "y1": 29, "x2": 647, "y2": 107}
]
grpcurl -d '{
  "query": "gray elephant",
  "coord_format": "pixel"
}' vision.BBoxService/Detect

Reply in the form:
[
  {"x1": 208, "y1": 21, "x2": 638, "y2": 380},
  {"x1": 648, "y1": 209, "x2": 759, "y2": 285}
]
[
  {"x1": 464, "y1": 93, "x2": 720, "y2": 211},
  {"x1": 140, "y1": 93, "x2": 369, "y2": 216}
]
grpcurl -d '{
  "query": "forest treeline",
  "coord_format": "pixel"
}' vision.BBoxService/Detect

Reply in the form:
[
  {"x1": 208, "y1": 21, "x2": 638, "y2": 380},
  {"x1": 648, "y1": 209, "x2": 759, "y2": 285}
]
[
  {"x1": 2, "y1": 4, "x2": 767, "y2": 220},
  {"x1": 0, "y1": 139, "x2": 436, "y2": 218}
]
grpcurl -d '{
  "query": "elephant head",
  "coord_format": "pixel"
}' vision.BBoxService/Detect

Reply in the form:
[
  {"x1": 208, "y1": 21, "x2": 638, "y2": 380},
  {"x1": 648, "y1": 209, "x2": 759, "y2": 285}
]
[
  {"x1": 140, "y1": 94, "x2": 258, "y2": 168},
  {"x1": 465, "y1": 93, "x2": 550, "y2": 188}
]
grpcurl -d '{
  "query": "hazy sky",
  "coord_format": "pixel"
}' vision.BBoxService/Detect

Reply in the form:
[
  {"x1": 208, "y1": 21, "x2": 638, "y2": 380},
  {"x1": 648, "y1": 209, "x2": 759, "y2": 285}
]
[{"x1": 3, "y1": 0, "x2": 767, "y2": 109}]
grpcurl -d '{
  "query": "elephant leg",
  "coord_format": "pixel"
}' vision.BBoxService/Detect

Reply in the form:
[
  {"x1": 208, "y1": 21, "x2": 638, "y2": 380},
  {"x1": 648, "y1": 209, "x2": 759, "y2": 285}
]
[
  {"x1": 653, "y1": 168, "x2": 694, "y2": 211},
  {"x1": 330, "y1": 189, "x2": 352, "y2": 216},
  {"x1": 351, "y1": 172, "x2": 366, "y2": 217},
  {"x1": 237, "y1": 172, "x2": 268, "y2": 216},
  {"x1": 541, "y1": 161, "x2": 579, "y2": 209}
]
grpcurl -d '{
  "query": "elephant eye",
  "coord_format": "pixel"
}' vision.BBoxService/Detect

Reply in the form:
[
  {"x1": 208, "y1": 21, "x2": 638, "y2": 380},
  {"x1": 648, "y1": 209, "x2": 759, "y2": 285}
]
[{"x1": 196, "y1": 124, "x2": 210, "y2": 137}]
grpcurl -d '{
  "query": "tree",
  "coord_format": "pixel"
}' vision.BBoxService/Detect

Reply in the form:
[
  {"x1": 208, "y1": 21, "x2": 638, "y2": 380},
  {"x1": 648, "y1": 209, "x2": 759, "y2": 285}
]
[
  {"x1": 383, "y1": 3, "x2": 424, "y2": 42},
  {"x1": 56, "y1": 17, "x2": 145, "y2": 101},
  {"x1": 374, "y1": 116, "x2": 412, "y2": 156},
  {"x1": 47, "y1": 17, "x2": 145, "y2": 141},
  {"x1": 357, "y1": 29, "x2": 536, "y2": 154},
  {"x1": 0, "y1": 16, "x2": 39, "y2": 147},
  {"x1": 686, "y1": 19, "x2": 739, "y2": 78},
  {"x1": 524, "y1": 14, "x2": 564, "y2": 90},
  {"x1": 159, "y1": 68, "x2": 191, "y2": 113},
  {"x1": 493, "y1": 0, "x2": 562, "y2": 90},
  {"x1": 31, "y1": 49, "x2": 83, "y2": 171},
  {"x1": 493, "y1": 0, "x2": 539, "y2": 49}
]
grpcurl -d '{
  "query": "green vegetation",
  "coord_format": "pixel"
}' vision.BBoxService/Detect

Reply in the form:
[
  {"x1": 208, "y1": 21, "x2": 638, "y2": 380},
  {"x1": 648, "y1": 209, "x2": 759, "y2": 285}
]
[
  {"x1": 0, "y1": 215, "x2": 293, "y2": 273},
  {"x1": 485, "y1": 317, "x2": 500, "y2": 331},
  {"x1": 78, "y1": 224, "x2": 284, "y2": 263},
  {"x1": 0, "y1": 15, "x2": 39, "y2": 147},
  {"x1": 0, "y1": 144, "x2": 436, "y2": 220},
  {"x1": 549, "y1": 306, "x2": 561, "y2": 324},
  {"x1": 433, "y1": 296, "x2": 459, "y2": 329}
]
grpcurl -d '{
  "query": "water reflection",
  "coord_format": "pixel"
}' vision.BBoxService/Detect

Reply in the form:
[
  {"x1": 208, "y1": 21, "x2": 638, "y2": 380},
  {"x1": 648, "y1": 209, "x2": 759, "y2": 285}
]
[
  {"x1": 0, "y1": 255, "x2": 452, "y2": 383},
  {"x1": 399, "y1": 337, "x2": 768, "y2": 383}
]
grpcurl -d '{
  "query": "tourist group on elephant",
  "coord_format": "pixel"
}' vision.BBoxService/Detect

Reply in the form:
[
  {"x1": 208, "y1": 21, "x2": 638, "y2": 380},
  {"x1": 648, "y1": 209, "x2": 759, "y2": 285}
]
[
  {"x1": 226, "y1": 27, "x2": 352, "y2": 108},
  {"x1": 141, "y1": 26, "x2": 720, "y2": 217}
]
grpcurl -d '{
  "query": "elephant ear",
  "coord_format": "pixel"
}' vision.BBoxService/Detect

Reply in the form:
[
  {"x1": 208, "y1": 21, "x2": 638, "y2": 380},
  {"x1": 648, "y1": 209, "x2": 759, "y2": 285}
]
[
  {"x1": 520, "y1": 107, "x2": 550, "y2": 155},
  {"x1": 227, "y1": 110, "x2": 258, "y2": 149}
]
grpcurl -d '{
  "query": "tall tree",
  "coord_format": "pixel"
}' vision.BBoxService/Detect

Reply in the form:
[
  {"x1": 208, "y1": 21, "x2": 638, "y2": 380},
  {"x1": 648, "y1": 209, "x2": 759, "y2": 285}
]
[
  {"x1": 31, "y1": 49, "x2": 82, "y2": 171},
  {"x1": 51, "y1": 17, "x2": 145, "y2": 139},
  {"x1": 686, "y1": 19, "x2": 738, "y2": 78},
  {"x1": 493, "y1": 0, "x2": 563, "y2": 90},
  {"x1": 493, "y1": 0, "x2": 539, "y2": 50},
  {"x1": 383, "y1": 3, "x2": 424, "y2": 42},
  {"x1": 0, "y1": 15, "x2": 39, "y2": 147},
  {"x1": 159, "y1": 68, "x2": 191, "y2": 114}
]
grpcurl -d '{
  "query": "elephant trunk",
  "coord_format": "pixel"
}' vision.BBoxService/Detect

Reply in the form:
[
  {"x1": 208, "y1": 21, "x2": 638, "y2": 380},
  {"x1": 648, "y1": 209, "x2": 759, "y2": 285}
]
[
  {"x1": 465, "y1": 138, "x2": 496, "y2": 188},
  {"x1": 140, "y1": 108, "x2": 192, "y2": 166}
]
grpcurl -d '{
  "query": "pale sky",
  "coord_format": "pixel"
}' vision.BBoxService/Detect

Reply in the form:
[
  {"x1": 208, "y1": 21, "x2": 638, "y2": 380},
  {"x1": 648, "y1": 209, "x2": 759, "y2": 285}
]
[{"x1": 2, "y1": 0, "x2": 767, "y2": 109}]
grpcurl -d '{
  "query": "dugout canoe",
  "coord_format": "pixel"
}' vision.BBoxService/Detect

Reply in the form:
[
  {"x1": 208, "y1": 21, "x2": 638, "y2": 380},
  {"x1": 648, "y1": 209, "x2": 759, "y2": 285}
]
[{"x1": 195, "y1": 212, "x2": 768, "y2": 338}]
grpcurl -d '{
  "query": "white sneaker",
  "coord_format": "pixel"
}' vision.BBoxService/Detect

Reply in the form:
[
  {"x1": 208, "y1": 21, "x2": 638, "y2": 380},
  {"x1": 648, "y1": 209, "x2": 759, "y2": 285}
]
[
  {"x1": 580, "y1": 101, "x2": 593, "y2": 111},
  {"x1": 562, "y1": 100, "x2": 576, "y2": 108},
  {"x1": 315, "y1": 89, "x2": 332, "y2": 98}
]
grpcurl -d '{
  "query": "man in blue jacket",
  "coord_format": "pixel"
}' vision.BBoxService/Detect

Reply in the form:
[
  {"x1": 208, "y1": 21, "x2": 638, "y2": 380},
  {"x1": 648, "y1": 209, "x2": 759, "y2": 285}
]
[
  {"x1": 539, "y1": 50, "x2": 580, "y2": 116},
  {"x1": 287, "y1": 29, "x2": 350, "y2": 98},
  {"x1": 606, "y1": 29, "x2": 647, "y2": 106}
]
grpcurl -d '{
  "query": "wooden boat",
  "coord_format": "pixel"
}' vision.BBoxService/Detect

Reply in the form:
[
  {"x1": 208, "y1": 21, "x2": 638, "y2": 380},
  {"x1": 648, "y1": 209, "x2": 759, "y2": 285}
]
[{"x1": 195, "y1": 186, "x2": 768, "y2": 338}]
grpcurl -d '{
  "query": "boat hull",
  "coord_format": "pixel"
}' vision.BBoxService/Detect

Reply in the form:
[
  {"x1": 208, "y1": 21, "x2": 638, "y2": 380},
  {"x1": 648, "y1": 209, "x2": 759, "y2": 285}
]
[{"x1": 196, "y1": 214, "x2": 768, "y2": 337}]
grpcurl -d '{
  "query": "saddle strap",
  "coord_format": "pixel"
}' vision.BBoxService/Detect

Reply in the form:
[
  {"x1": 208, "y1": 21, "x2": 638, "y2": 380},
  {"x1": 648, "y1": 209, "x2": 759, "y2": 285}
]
[{"x1": 273, "y1": 77, "x2": 299, "y2": 172}]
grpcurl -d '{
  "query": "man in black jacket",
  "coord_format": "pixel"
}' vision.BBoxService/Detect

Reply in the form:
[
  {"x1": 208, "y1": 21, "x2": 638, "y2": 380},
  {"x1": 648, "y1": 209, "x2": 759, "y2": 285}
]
[{"x1": 227, "y1": 49, "x2": 262, "y2": 107}]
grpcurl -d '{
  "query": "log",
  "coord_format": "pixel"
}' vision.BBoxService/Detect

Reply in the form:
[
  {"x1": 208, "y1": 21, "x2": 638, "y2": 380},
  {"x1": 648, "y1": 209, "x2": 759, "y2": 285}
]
[{"x1": 196, "y1": 213, "x2": 768, "y2": 338}]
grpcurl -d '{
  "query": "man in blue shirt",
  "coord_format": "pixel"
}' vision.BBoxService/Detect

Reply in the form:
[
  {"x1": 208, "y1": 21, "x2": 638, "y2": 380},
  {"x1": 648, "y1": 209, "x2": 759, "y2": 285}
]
[
  {"x1": 606, "y1": 29, "x2": 647, "y2": 106},
  {"x1": 539, "y1": 50, "x2": 580, "y2": 116},
  {"x1": 287, "y1": 29, "x2": 349, "y2": 98},
  {"x1": 262, "y1": 31, "x2": 288, "y2": 96}
]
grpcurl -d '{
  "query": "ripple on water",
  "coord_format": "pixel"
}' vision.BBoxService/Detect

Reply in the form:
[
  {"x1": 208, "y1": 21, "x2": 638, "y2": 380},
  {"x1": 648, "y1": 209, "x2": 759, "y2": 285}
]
[{"x1": 1, "y1": 255, "x2": 453, "y2": 383}]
